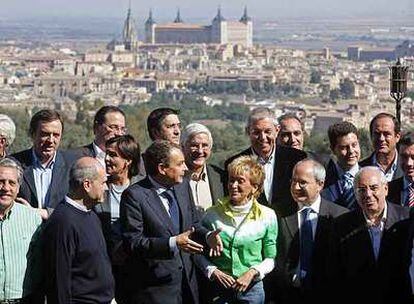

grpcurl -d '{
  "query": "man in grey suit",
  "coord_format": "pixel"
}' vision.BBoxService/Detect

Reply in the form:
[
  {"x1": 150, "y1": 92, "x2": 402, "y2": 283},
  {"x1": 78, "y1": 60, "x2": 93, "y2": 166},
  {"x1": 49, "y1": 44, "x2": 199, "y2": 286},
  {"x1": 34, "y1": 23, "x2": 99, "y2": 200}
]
[
  {"x1": 181, "y1": 123, "x2": 224, "y2": 214},
  {"x1": 274, "y1": 159, "x2": 348, "y2": 304}
]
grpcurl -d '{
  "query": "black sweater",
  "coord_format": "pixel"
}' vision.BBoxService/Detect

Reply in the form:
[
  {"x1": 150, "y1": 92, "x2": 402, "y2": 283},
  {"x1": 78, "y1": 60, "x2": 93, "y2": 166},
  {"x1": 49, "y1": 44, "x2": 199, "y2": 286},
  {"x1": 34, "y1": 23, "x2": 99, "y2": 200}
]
[{"x1": 43, "y1": 201, "x2": 114, "y2": 304}]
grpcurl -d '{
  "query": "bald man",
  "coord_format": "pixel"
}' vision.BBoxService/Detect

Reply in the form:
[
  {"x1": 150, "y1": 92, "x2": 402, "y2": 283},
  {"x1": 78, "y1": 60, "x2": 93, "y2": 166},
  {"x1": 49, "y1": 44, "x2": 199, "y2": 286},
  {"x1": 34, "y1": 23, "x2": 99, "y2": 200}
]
[{"x1": 43, "y1": 157, "x2": 114, "y2": 304}]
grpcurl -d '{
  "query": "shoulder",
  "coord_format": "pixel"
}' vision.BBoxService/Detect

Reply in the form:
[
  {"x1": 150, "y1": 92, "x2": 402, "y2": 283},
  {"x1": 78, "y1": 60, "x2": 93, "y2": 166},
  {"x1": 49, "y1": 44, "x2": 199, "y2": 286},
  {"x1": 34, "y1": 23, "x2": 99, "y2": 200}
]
[
  {"x1": 207, "y1": 164, "x2": 224, "y2": 176},
  {"x1": 224, "y1": 148, "x2": 252, "y2": 168},
  {"x1": 12, "y1": 203, "x2": 42, "y2": 226},
  {"x1": 276, "y1": 145, "x2": 307, "y2": 161},
  {"x1": 388, "y1": 177, "x2": 404, "y2": 189},
  {"x1": 10, "y1": 149, "x2": 32, "y2": 166},
  {"x1": 387, "y1": 202, "x2": 410, "y2": 220},
  {"x1": 359, "y1": 153, "x2": 374, "y2": 167},
  {"x1": 321, "y1": 198, "x2": 349, "y2": 217}
]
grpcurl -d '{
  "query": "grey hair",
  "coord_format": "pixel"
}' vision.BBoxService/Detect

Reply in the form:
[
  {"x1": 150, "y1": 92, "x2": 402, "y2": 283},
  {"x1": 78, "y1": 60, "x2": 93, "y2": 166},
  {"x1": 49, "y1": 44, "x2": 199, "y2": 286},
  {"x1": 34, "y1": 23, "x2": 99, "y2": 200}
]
[
  {"x1": 69, "y1": 160, "x2": 102, "y2": 191},
  {"x1": 0, "y1": 157, "x2": 23, "y2": 184},
  {"x1": 294, "y1": 158, "x2": 326, "y2": 182},
  {"x1": 0, "y1": 114, "x2": 16, "y2": 146},
  {"x1": 180, "y1": 123, "x2": 213, "y2": 148},
  {"x1": 246, "y1": 107, "x2": 277, "y2": 131},
  {"x1": 353, "y1": 166, "x2": 387, "y2": 189}
]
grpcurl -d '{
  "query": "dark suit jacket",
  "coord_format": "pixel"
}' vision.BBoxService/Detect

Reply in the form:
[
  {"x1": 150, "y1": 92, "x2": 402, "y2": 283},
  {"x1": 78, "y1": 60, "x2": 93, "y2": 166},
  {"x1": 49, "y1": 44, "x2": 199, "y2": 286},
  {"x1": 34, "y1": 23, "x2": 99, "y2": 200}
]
[
  {"x1": 328, "y1": 202, "x2": 409, "y2": 304},
  {"x1": 11, "y1": 149, "x2": 73, "y2": 210},
  {"x1": 275, "y1": 198, "x2": 348, "y2": 304},
  {"x1": 387, "y1": 176, "x2": 404, "y2": 206},
  {"x1": 360, "y1": 152, "x2": 404, "y2": 181},
  {"x1": 120, "y1": 177, "x2": 209, "y2": 304},
  {"x1": 224, "y1": 145, "x2": 307, "y2": 217},
  {"x1": 321, "y1": 159, "x2": 358, "y2": 210}
]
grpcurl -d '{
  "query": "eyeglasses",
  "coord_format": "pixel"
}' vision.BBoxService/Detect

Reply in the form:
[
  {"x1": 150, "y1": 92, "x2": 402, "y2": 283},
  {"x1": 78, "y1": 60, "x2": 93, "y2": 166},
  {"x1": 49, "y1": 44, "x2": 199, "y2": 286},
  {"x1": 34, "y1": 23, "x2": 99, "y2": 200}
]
[
  {"x1": 356, "y1": 184, "x2": 382, "y2": 195},
  {"x1": 103, "y1": 123, "x2": 128, "y2": 134},
  {"x1": 291, "y1": 179, "x2": 309, "y2": 189}
]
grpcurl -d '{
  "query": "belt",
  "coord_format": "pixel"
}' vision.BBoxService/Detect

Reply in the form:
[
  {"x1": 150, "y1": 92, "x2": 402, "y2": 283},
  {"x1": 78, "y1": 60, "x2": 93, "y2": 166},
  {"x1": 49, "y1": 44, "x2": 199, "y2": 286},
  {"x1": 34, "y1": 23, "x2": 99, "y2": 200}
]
[{"x1": 0, "y1": 299, "x2": 23, "y2": 304}]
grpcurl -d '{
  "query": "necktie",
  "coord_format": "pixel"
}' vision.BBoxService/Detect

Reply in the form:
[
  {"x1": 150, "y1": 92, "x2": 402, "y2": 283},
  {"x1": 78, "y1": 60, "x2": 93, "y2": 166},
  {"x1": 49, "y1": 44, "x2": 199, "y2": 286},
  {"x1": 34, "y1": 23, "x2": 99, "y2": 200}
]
[
  {"x1": 407, "y1": 184, "x2": 414, "y2": 207},
  {"x1": 162, "y1": 189, "x2": 181, "y2": 234},
  {"x1": 341, "y1": 172, "x2": 356, "y2": 209},
  {"x1": 300, "y1": 208, "x2": 314, "y2": 284}
]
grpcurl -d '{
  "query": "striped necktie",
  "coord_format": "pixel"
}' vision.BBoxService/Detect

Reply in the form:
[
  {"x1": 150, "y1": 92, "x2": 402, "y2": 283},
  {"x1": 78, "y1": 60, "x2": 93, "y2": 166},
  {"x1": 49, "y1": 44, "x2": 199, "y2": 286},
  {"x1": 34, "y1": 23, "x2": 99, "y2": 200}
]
[
  {"x1": 407, "y1": 184, "x2": 414, "y2": 208},
  {"x1": 341, "y1": 172, "x2": 356, "y2": 209}
]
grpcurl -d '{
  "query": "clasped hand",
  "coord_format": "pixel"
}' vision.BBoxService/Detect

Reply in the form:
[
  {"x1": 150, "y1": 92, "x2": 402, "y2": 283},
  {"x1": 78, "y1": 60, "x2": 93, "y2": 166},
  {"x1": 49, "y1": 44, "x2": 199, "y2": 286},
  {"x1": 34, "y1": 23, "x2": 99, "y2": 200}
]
[{"x1": 176, "y1": 227, "x2": 223, "y2": 256}]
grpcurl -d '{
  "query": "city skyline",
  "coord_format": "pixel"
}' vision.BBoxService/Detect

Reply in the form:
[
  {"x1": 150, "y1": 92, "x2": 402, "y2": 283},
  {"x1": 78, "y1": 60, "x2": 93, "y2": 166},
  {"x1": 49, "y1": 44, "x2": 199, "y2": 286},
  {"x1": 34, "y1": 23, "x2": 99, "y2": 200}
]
[{"x1": 1, "y1": 0, "x2": 413, "y2": 20}]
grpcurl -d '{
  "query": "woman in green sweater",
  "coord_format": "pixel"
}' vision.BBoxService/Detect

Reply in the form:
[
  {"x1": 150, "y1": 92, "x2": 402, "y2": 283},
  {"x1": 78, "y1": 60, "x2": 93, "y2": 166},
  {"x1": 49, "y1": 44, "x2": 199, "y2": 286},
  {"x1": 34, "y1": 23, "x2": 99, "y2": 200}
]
[{"x1": 202, "y1": 155, "x2": 278, "y2": 304}]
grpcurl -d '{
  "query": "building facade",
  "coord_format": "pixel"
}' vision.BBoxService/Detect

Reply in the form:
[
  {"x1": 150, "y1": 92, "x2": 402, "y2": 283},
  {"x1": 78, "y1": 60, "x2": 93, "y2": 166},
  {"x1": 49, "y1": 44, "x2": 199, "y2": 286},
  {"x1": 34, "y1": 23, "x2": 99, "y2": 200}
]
[{"x1": 145, "y1": 7, "x2": 253, "y2": 47}]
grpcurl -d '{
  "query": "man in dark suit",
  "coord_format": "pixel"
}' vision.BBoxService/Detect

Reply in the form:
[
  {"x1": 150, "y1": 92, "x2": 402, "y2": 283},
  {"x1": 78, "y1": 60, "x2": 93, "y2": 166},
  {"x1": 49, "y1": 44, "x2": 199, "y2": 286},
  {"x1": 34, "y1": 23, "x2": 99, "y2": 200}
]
[
  {"x1": 11, "y1": 109, "x2": 73, "y2": 219},
  {"x1": 181, "y1": 123, "x2": 224, "y2": 214},
  {"x1": 360, "y1": 112, "x2": 403, "y2": 182},
  {"x1": 328, "y1": 166, "x2": 409, "y2": 303},
  {"x1": 322, "y1": 121, "x2": 361, "y2": 210},
  {"x1": 225, "y1": 107, "x2": 307, "y2": 217},
  {"x1": 387, "y1": 132, "x2": 414, "y2": 207},
  {"x1": 74, "y1": 106, "x2": 127, "y2": 169},
  {"x1": 275, "y1": 159, "x2": 348, "y2": 304},
  {"x1": 120, "y1": 140, "x2": 222, "y2": 304}
]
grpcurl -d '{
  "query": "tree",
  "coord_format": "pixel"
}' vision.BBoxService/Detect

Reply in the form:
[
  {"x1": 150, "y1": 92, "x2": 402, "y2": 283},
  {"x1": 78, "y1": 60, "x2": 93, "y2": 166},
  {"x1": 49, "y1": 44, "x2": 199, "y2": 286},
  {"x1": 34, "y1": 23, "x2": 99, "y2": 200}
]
[
  {"x1": 310, "y1": 69, "x2": 321, "y2": 84},
  {"x1": 340, "y1": 78, "x2": 355, "y2": 99}
]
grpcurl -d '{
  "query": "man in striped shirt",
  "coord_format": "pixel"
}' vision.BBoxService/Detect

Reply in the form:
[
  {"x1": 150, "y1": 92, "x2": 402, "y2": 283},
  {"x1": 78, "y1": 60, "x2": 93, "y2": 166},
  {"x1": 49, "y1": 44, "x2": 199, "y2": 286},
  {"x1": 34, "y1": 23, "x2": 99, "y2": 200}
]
[{"x1": 0, "y1": 157, "x2": 43, "y2": 303}]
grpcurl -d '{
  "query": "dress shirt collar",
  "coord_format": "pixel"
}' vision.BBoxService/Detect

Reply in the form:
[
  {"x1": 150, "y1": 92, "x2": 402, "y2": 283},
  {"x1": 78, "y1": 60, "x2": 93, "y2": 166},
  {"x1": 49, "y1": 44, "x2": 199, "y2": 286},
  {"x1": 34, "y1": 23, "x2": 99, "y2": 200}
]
[
  {"x1": 92, "y1": 141, "x2": 106, "y2": 159},
  {"x1": 65, "y1": 195, "x2": 90, "y2": 212},
  {"x1": 32, "y1": 148, "x2": 56, "y2": 169},
  {"x1": 363, "y1": 202, "x2": 387, "y2": 228},
  {"x1": 335, "y1": 162, "x2": 359, "y2": 179},
  {"x1": 188, "y1": 165, "x2": 207, "y2": 182},
  {"x1": 298, "y1": 195, "x2": 321, "y2": 215},
  {"x1": 229, "y1": 198, "x2": 253, "y2": 214},
  {"x1": 372, "y1": 150, "x2": 398, "y2": 174},
  {"x1": 404, "y1": 176, "x2": 414, "y2": 190},
  {"x1": 148, "y1": 175, "x2": 170, "y2": 196},
  {"x1": 251, "y1": 146, "x2": 275, "y2": 164},
  {"x1": 0, "y1": 202, "x2": 15, "y2": 220}
]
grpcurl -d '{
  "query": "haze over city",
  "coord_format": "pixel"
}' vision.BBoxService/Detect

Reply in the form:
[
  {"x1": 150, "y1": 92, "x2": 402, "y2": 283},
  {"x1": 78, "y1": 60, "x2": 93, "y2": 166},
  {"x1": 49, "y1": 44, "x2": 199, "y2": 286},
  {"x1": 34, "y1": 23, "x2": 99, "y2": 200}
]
[{"x1": 1, "y1": 0, "x2": 413, "y2": 19}]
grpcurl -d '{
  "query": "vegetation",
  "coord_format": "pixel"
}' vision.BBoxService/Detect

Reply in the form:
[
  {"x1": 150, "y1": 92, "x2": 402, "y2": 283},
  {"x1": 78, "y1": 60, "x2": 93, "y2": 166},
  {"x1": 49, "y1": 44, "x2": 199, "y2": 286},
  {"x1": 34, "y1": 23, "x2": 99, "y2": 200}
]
[{"x1": 0, "y1": 92, "x2": 388, "y2": 168}]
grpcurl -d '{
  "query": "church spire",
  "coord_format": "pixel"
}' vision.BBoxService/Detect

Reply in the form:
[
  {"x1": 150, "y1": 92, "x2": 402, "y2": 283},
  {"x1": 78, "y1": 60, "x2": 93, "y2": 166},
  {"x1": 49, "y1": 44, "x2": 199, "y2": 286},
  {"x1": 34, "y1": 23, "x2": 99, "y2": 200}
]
[
  {"x1": 145, "y1": 8, "x2": 156, "y2": 25},
  {"x1": 213, "y1": 5, "x2": 225, "y2": 22},
  {"x1": 174, "y1": 8, "x2": 183, "y2": 23},
  {"x1": 122, "y1": 0, "x2": 137, "y2": 50},
  {"x1": 240, "y1": 6, "x2": 251, "y2": 22}
]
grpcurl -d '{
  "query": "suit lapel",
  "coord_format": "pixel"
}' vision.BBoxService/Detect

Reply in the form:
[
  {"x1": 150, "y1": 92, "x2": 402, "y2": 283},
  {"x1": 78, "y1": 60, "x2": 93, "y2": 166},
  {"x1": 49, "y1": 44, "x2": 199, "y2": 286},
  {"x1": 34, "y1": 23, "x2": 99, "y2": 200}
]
[
  {"x1": 22, "y1": 151, "x2": 38, "y2": 207},
  {"x1": 174, "y1": 182, "x2": 189, "y2": 231},
  {"x1": 206, "y1": 165, "x2": 223, "y2": 204},
  {"x1": 285, "y1": 213, "x2": 299, "y2": 239},
  {"x1": 49, "y1": 151, "x2": 67, "y2": 207}
]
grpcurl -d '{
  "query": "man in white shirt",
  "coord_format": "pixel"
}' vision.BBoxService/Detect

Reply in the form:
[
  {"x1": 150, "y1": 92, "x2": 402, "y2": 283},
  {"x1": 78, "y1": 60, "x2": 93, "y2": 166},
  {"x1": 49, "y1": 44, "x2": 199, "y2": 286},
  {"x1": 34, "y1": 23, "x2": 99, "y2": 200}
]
[
  {"x1": 275, "y1": 159, "x2": 348, "y2": 304},
  {"x1": 224, "y1": 107, "x2": 307, "y2": 217},
  {"x1": 360, "y1": 113, "x2": 403, "y2": 182},
  {"x1": 74, "y1": 106, "x2": 127, "y2": 169}
]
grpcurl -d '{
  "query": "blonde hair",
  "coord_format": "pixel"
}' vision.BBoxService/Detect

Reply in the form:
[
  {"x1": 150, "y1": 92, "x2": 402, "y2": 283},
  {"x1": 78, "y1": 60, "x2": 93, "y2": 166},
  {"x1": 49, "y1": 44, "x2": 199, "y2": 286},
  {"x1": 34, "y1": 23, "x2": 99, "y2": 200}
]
[{"x1": 228, "y1": 155, "x2": 265, "y2": 199}]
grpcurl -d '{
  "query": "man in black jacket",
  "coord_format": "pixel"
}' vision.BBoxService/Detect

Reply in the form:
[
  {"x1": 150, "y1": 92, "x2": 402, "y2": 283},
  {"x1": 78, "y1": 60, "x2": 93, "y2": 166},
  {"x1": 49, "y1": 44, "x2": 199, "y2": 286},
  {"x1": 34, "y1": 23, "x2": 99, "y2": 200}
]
[{"x1": 225, "y1": 107, "x2": 307, "y2": 217}]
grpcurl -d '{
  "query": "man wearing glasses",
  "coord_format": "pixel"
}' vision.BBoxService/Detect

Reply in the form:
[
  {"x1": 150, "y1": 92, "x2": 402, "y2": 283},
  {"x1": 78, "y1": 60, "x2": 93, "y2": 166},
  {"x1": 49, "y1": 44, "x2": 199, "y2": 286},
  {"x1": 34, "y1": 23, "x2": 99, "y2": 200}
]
[
  {"x1": 74, "y1": 106, "x2": 127, "y2": 169},
  {"x1": 328, "y1": 166, "x2": 409, "y2": 303}
]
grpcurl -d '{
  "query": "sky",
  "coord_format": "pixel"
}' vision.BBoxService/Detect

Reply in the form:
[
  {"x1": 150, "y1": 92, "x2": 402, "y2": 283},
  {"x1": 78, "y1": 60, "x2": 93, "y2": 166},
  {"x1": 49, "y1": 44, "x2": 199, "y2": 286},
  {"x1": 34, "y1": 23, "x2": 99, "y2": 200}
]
[{"x1": 0, "y1": 0, "x2": 413, "y2": 20}]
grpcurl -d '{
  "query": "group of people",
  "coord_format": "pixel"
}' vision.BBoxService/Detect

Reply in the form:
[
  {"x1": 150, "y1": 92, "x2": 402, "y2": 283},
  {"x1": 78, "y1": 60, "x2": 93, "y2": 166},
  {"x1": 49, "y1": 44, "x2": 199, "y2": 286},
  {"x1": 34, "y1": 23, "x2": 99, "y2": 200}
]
[{"x1": 0, "y1": 106, "x2": 414, "y2": 304}]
